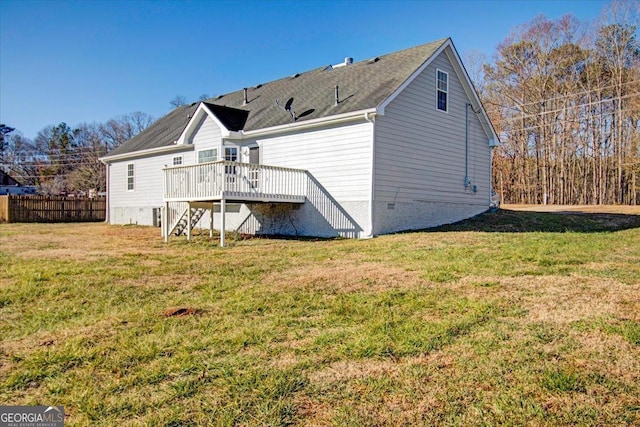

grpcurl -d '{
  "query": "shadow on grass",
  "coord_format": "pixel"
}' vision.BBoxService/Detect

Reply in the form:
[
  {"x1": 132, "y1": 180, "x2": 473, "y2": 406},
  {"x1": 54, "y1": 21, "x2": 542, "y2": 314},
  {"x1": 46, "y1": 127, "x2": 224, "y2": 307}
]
[{"x1": 429, "y1": 209, "x2": 640, "y2": 233}]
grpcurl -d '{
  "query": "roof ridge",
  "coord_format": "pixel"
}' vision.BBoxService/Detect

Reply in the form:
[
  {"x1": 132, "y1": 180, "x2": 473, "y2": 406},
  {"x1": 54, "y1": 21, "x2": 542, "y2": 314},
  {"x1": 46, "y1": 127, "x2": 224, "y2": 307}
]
[{"x1": 210, "y1": 38, "x2": 451, "y2": 102}]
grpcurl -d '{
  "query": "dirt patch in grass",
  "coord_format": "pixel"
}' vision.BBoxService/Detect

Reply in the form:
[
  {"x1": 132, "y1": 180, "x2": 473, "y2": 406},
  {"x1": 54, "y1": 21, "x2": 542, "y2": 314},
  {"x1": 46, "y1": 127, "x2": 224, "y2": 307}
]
[{"x1": 162, "y1": 307, "x2": 200, "y2": 317}]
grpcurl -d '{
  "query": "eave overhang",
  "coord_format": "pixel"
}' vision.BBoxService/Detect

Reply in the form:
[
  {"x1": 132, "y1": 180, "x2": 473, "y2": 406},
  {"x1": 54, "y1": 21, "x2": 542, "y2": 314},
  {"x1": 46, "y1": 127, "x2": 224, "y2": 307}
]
[{"x1": 100, "y1": 143, "x2": 193, "y2": 163}]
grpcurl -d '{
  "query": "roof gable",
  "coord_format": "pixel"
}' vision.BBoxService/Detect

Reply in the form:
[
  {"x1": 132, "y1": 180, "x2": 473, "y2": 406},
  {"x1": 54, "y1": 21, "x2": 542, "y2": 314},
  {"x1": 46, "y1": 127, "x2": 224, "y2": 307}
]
[
  {"x1": 202, "y1": 103, "x2": 249, "y2": 132},
  {"x1": 379, "y1": 39, "x2": 498, "y2": 142}
]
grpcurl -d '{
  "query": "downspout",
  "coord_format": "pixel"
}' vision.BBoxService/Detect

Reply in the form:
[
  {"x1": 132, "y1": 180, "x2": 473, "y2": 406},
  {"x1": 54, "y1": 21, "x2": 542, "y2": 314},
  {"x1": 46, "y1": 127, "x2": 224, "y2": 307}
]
[
  {"x1": 365, "y1": 111, "x2": 376, "y2": 238},
  {"x1": 465, "y1": 104, "x2": 470, "y2": 188},
  {"x1": 105, "y1": 162, "x2": 110, "y2": 223}
]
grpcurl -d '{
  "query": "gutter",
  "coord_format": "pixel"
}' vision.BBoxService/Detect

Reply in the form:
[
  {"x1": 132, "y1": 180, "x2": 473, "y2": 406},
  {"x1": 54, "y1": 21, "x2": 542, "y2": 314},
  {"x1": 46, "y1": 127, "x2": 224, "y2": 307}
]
[
  {"x1": 239, "y1": 108, "x2": 377, "y2": 139},
  {"x1": 100, "y1": 143, "x2": 194, "y2": 163}
]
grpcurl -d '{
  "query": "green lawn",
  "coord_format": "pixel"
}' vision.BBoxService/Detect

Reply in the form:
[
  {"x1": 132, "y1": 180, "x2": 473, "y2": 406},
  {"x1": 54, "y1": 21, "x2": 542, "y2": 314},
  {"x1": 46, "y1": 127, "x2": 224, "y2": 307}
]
[{"x1": 1, "y1": 209, "x2": 639, "y2": 426}]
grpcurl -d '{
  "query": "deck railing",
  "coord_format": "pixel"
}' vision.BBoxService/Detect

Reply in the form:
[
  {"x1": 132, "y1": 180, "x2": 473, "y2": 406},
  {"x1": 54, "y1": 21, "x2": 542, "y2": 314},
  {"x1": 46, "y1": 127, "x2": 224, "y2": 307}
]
[{"x1": 163, "y1": 161, "x2": 307, "y2": 202}]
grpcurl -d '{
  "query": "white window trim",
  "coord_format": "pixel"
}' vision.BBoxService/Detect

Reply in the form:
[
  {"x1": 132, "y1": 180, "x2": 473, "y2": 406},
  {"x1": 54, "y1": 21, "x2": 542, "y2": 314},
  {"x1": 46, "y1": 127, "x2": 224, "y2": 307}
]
[
  {"x1": 126, "y1": 162, "x2": 135, "y2": 191},
  {"x1": 224, "y1": 146, "x2": 238, "y2": 162},
  {"x1": 436, "y1": 68, "x2": 449, "y2": 113},
  {"x1": 197, "y1": 148, "x2": 218, "y2": 164}
]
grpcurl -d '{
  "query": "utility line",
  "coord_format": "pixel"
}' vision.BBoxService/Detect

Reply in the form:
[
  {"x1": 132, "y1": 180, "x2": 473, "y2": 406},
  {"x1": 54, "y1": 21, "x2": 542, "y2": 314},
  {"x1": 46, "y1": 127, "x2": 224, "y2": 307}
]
[
  {"x1": 497, "y1": 92, "x2": 639, "y2": 122},
  {"x1": 485, "y1": 78, "x2": 640, "y2": 114}
]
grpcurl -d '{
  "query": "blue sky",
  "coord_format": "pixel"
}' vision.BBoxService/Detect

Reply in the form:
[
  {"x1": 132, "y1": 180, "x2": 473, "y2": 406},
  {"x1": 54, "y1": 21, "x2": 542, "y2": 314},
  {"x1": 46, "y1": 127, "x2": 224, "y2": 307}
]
[{"x1": 1, "y1": 0, "x2": 610, "y2": 139}]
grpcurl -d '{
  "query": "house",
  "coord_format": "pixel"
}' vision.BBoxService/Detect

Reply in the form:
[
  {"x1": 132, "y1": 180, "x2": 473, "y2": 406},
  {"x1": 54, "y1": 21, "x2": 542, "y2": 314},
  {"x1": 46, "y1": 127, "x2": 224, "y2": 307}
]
[
  {"x1": 0, "y1": 170, "x2": 37, "y2": 195},
  {"x1": 100, "y1": 38, "x2": 498, "y2": 245}
]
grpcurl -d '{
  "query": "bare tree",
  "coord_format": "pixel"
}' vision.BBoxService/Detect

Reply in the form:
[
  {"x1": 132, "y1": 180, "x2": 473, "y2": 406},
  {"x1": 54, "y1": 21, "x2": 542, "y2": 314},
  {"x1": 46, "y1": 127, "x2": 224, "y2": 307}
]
[
  {"x1": 99, "y1": 112, "x2": 153, "y2": 150},
  {"x1": 170, "y1": 95, "x2": 188, "y2": 108},
  {"x1": 0, "y1": 131, "x2": 40, "y2": 186},
  {"x1": 483, "y1": 6, "x2": 640, "y2": 205}
]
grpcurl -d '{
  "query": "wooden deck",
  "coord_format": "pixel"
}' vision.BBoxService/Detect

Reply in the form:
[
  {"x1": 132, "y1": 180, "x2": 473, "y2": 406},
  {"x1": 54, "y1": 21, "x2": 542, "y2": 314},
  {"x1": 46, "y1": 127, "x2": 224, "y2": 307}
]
[
  {"x1": 163, "y1": 161, "x2": 307, "y2": 204},
  {"x1": 162, "y1": 161, "x2": 307, "y2": 246}
]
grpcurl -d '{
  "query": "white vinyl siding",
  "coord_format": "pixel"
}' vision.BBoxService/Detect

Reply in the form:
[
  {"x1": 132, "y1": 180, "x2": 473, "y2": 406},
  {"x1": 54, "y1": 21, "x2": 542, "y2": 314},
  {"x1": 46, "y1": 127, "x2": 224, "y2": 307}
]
[
  {"x1": 109, "y1": 149, "x2": 192, "y2": 225},
  {"x1": 127, "y1": 163, "x2": 134, "y2": 191},
  {"x1": 374, "y1": 48, "x2": 491, "y2": 207},
  {"x1": 191, "y1": 115, "x2": 223, "y2": 163},
  {"x1": 257, "y1": 121, "x2": 372, "y2": 201}
]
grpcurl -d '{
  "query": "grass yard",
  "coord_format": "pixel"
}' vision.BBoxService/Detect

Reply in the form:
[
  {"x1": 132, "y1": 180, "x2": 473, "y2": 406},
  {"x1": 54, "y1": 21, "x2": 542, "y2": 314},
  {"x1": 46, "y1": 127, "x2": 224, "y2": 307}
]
[{"x1": 1, "y1": 208, "x2": 639, "y2": 426}]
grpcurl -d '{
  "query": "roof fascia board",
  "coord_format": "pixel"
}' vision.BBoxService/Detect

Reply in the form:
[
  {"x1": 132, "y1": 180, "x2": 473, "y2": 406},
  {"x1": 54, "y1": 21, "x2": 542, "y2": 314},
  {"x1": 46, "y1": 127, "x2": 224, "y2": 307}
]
[
  {"x1": 239, "y1": 108, "x2": 376, "y2": 139},
  {"x1": 176, "y1": 103, "x2": 231, "y2": 145},
  {"x1": 100, "y1": 144, "x2": 193, "y2": 163},
  {"x1": 377, "y1": 39, "x2": 450, "y2": 115},
  {"x1": 443, "y1": 43, "x2": 499, "y2": 143}
]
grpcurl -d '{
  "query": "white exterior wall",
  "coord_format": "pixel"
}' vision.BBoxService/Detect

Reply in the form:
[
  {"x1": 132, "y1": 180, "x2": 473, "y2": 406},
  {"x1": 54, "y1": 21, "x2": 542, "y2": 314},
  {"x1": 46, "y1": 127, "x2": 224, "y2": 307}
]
[
  {"x1": 373, "y1": 48, "x2": 492, "y2": 234},
  {"x1": 253, "y1": 121, "x2": 373, "y2": 237},
  {"x1": 189, "y1": 115, "x2": 222, "y2": 163},
  {"x1": 108, "y1": 150, "x2": 192, "y2": 225}
]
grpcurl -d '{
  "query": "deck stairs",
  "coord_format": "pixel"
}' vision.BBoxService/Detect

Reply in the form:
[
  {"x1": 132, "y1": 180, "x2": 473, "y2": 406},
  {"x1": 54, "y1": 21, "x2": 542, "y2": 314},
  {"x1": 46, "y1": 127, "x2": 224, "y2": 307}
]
[{"x1": 171, "y1": 207, "x2": 207, "y2": 236}]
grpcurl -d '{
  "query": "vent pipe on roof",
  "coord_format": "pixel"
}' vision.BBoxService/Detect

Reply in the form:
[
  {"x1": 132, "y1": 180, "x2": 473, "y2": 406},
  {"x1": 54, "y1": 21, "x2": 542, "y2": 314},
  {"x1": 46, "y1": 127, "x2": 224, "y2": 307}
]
[
  {"x1": 243, "y1": 88, "x2": 248, "y2": 105},
  {"x1": 335, "y1": 85, "x2": 339, "y2": 106},
  {"x1": 332, "y1": 57, "x2": 354, "y2": 68}
]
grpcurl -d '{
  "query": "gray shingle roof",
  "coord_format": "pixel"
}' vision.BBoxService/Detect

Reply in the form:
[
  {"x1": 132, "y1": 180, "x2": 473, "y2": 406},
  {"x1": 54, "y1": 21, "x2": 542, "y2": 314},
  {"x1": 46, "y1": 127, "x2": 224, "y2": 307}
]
[{"x1": 106, "y1": 38, "x2": 448, "y2": 158}]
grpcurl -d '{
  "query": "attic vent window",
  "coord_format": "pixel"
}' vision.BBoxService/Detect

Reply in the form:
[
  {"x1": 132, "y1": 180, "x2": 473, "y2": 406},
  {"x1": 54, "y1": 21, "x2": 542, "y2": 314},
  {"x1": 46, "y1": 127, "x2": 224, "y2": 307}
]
[{"x1": 436, "y1": 69, "x2": 448, "y2": 112}]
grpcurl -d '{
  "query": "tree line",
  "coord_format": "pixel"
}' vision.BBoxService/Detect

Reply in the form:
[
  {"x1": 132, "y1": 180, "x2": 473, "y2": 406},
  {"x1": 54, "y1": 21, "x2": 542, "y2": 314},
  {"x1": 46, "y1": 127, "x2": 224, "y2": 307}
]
[
  {"x1": 477, "y1": 1, "x2": 640, "y2": 205},
  {"x1": 0, "y1": 112, "x2": 152, "y2": 195}
]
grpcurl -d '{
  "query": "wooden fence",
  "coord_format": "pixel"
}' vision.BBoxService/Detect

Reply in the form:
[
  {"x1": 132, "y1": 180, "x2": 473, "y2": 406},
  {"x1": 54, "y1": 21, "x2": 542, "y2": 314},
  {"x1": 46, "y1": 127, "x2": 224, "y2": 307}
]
[{"x1": 0, "y1": 195, "x2": 106, "y2": 223}]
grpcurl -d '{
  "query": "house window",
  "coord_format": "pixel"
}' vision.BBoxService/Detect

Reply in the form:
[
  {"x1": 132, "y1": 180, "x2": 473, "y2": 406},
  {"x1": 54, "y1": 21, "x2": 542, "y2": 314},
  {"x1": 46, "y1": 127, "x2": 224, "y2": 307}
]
[
  {"x1": 197, "y1": 149, "x2": 217, "y2": 164},
  {"x1": 436, "y1": 69, "x2": 448, "y2": 112},
  {"x1": 224, "y1": 147, "x2": 238, "y2": 178},
  {"x1": 197, "y1": 149, "x2": 217, "y2": 182},
  {"x1": 127, "y1": 163, "x2": 134, "y2": 191},
  {"x1": 172, "y1": 156, "x2": 183, "y2": 166},
  {"x1": 224, "y1": 147, "x2": 238, "y2": 162}
]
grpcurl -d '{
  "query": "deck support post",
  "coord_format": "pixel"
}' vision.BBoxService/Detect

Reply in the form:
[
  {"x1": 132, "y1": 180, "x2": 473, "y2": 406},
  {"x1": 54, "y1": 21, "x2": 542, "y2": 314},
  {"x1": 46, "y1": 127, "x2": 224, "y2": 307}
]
[
  {"x1": 210, "y1": 202, "x2": 214, "y2": 238},
  {"x1": 187, "y1": 203, "x2": 192, "y2": 241},
  {"x1": 220, "y1": 196, "x2": 226, "y2": 247},
  {"x1": 163, "y1": 202, "x2": 169, "y2": 242}
]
